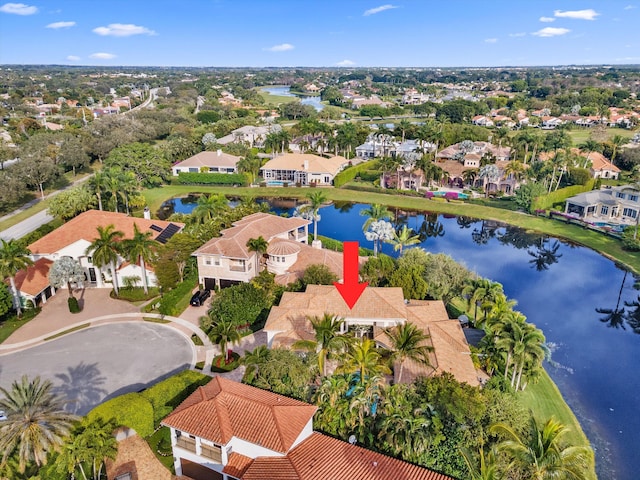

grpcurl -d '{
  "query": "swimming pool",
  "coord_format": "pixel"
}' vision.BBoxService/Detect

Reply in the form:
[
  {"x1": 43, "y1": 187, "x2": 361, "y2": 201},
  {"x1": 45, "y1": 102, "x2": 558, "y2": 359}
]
[
  {"x1": 593, "y1": 221, "x2": 626, "y2": 232},
  {"x1": 266, "y1": 180, "x2": 288, "y2": 187},
  {"x1": 425, "y1": 191, "x2": 469, "y2": 200}
]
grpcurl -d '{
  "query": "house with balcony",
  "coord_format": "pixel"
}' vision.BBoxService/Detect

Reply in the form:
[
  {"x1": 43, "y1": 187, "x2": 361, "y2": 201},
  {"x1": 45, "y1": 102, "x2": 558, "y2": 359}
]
[
  {"x1": 260, "y1": 153, "x2": 353, "y2": 186},
  {"x1": 24, "y1": 210, "x2": 183, "y2": 295},
  {"x1": 564, "y1": 184, "x2": 640, "y2": 226},
  {"x1": 193, "y1": 212, "x2": 356, "y2": 289},
  {"x1": 172, "y1": 150, "x2": 241, "y2": 176},
  {"x1": 264, "y1": 285, "x2": 481, "y2": 386},
  {"x1": 161, "y1": 376, "x2": 453, "y2": 480}
]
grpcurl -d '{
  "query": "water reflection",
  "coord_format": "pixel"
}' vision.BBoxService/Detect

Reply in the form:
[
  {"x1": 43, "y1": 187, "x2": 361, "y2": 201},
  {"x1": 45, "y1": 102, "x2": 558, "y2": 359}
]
[
  {"x1": 596, "y1": 270, "x2": 630, "y2": 330},
  {"x1": 528, "y1": 239, "x2": 563, "y2": 272},
  {"x1": 625, "y1": 295, "x2": 640, "y2": 334},
  {"x1": 418, "y1": 213, "x2": 445, "y2": 240}
]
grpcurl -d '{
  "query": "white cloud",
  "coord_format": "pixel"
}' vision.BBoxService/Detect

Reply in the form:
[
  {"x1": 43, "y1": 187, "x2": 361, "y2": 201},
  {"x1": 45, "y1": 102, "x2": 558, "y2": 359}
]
[
  {"x1": 89, "y1": 52, "x2": 116, "y2": 60},
  {"x1": 46, "y1": 21, "x2": 75, "y2": 29},
  {"x1": 264, "y1": 43, "x2": 294, "y2": 52},
  {"x1": 509, "y1": 32, "x2": 526, "y2": 37},
  {"x1": 484, "y1": 38, "x2": 498, "y2": 43},
  {"x1": 554, "y1": 9, "x2": 599, "y2": 20},
  {"x1": 93, "y1": 23, "x2": 156, "y2": 37},
  {"x1": 539, "y1": 16, "x2": 555, "y2": 22},
  {"x1": 336, "y1": 59, "x2": 355, "y2": 66},
  {"x1": 0, "y1": 3, "x2": 38, "y2": 15},
  {"x1": 66, "y1": 55, "x2": 80, "y2": 61},
  {"x1": 532, "y1": 27, "x2": 571, "y2": 37},
  {"x1": 624, "y1": 4, "x2": 636, "y2": 9},
  {"x1": 363, "y1": 4, "x2": 398, "y2": 16}
]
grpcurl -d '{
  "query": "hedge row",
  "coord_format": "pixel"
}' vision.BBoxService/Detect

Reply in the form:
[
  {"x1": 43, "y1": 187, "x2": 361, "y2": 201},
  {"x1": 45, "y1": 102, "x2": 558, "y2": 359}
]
[
  {"x1": 342, "y1": 183, "x2": 423, "y2": 197},
  {"x1": 531, "y1": 180, "x2": 595, "y2": 212},
  {"x1": 176, "y1": 172, "x2": 249, "y2": 186},
  {"x1": 315, "y1": 235, "x2": 376, "y2": 256},
  {"x1": 333, "y1": 160, "x2": 379, "y2": 187},
  {"x1": 87, "y1": 370, "x2": 211, "y2": 434},
  {"x1": 157, "y1": 274, "x2": 198, "y2": 316}
]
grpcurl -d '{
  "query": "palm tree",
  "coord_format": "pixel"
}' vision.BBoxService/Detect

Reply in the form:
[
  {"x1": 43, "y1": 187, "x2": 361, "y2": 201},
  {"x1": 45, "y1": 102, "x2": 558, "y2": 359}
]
[
  {"x1": 241, "y1": 345, "x2": 270, "y2": 384},
  {"x1": 0, "y1": 375, "x2": 79, "y2": 472},
  {"x1": 294, "y1": 313, "x2": 349, "y2": 377},
  {"x1": 192, "y1": 193, "x2": 228, "y2": 224},
  {"x1": 301, "y1": 190, "x2": 327, "y2": 242},
  {"x1": 338, "y1": 338, "x2": 391, "y2": 385},
  {"x1": 89, "y1": 170, "x2": 109, "y2": 211},
  {"x1": 360, "y1": 203, "x2": 393, "y2": 232},
  {"x1": 122, "y1": 224, "x2": 157, "y2": 295},
  {"x1": 384, "y1": 322, "x2": 433, "y2": 383},
  {"x1": 461, "y1": 446, "x2": 501, "y2": 480},
  {"x1": 86, "y1": 225, "x2": 124, "y2": 296},
  {"x1": 609, "y1": 135, "x2": 628, "y2": 166},
  {"x1": 491, "y1": 416, "x2": 593, "y2": 479},
  {"x1": 0, "y1": 239, "x2": 33, "y2": 317},
  {"x1": 103, "y1": 168, "x2": 124, "y2": 213},
  {"x1": 478, "y1": 164, "x2": 501, "y2": 197},
  {"x1": 209, "y1": 319, "x2": 241, "y2": 363},
  {"x1": 386, "y1": 225, "x2": 421, "y2": 254},
  {"x1": 246, "y1": 236, "x2": 269, "y2": 273}
]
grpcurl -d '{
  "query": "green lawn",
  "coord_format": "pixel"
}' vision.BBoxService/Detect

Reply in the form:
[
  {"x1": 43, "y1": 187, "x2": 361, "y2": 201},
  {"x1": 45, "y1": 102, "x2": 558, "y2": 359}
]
[
  {"x1": 566, "y1": 127, "x2": 637, "y2": 145},
  {"x1": 256, "y1": 86, "x2": 301, "y2": 106},
  {"x1": 519, "y1": 370, "x2": 597, "y2": 479},
  {"x1": 143, "y1": 185, "x2": 640, "y2": 274},
  {"x1": 0, "y1": 309, "x2": 41, "y2": 344}
]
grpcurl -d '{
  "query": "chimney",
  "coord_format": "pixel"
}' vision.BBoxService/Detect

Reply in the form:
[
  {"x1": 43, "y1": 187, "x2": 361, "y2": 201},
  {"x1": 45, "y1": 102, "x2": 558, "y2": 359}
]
[
  {"x1": 217, "y1": 149, "x2": 222, "y2": 156},
  {"x1": 303, "y1": 160, "x2": 309, "y2": 170},
  {"x1": 143, "y1": 207, "x2": 151, "y2": 220}
]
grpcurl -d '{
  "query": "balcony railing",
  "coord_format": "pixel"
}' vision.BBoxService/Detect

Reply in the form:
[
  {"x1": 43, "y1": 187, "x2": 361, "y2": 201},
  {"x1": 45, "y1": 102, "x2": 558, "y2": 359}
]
[
  {"x1": 229, "y1": 265, "x2": 246, "y2": 272},
  {"x1": 200, "y1": 444, "x2": 223, "y2": 463},
  {"x1": 175, "y1": 436, "x2": 196, "y2": 453}
]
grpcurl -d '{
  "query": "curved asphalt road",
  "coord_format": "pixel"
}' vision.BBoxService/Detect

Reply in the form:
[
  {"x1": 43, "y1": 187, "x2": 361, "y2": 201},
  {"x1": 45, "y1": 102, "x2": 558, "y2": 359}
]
[{"x1": 0, "y1": 323, "x2": 194, "y2": 415}]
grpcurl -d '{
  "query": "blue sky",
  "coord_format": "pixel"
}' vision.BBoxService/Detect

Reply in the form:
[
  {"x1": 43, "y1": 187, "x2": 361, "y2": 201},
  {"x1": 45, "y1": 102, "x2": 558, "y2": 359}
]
[{"x1": 0, "y1": 1, "x2": 638, "y2": 67}]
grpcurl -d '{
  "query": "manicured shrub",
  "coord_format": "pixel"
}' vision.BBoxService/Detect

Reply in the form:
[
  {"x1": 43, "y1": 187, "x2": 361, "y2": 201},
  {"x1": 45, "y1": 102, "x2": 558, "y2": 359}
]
[
  {"x1": 87, "y1": 393, "x2": 154, "y2": 437},
  {"x1": 333, "y1": 160, "x2": 379, "y2": 187},
  {"x1": 67, "y1": 296, "x2": 80, "y2": 313},
  {"x1": 158, "y1": 275, "x2": 198, "y2": 316},
  {"x1": 176, "y1": 172, "x2": 248, "y2": 186}
]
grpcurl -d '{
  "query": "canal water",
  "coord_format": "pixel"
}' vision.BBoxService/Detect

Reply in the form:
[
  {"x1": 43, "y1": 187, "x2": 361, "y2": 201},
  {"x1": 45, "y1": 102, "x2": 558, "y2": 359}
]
[
  {"x1": 261, "y1": 85, "x2": 324, "y2": 111},
  {"x1": 163, "y1": 197, "x2": 639, "y2": 479}
]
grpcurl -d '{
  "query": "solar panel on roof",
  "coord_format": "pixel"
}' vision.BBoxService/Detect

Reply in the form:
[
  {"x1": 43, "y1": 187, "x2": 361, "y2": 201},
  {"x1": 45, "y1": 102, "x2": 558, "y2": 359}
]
[
  {"x1": 156, "y1": 223, "x2": 181, "y2": 244},
  {"x1": 150, "y1": 224, "x2": 163, "y2": 232}
]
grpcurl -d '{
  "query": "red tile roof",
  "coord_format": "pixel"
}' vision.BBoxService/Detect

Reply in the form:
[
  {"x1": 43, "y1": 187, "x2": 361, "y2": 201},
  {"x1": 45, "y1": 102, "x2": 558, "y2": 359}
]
[
  {"x1": 162, "y1": 376, "x2": 317, "y2": 454},
  {"x1": 28, "y1": 210, "x2": 183, "y2": 255},
  {"x1": 12, "y1": 258, "x2": 53, "y2": 296},
  {"x1": 223, "y1": 452, "x2": 255, "y2": 479}
]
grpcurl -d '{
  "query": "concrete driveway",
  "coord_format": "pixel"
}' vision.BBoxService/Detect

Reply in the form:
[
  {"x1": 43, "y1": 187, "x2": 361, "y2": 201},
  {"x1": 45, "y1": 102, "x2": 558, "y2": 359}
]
[{"x1": 0, "y1": 323, "x2": 194, "y2": 415}]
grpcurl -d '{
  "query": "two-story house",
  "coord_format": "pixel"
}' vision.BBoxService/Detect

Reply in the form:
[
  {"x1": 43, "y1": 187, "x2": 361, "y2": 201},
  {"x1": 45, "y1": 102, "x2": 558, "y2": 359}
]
[
  {"x1": 564, "y1": 184, "x2": 640, "y2": 226},
  {"x1": 161, "y1": 376, "x2": 453, "y2": 480},
  {"x1": 264, "y1": 285, "x2": 481, "y2": 386},
  {"x1": 23, "y1": 210, "x2": 182, "y2": 297}
]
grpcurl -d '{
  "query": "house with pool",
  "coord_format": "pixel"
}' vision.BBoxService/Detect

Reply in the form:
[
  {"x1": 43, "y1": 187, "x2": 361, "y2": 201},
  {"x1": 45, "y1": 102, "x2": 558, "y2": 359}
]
[
  {"x1": 193, "y1": 212, "x2": 357, "y2": 289},
  {"x1": 161, "y1": 376, "x2": 453, "y2": 480},
  {"x1": 259, "y1": 153, "x2": 353, "y2": 186},
  {"x1": 564, "y1": 184, "x2": 640, "y2": 227}
]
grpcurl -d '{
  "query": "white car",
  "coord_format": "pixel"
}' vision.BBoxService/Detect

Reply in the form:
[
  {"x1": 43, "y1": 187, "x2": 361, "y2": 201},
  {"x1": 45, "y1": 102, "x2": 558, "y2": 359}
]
[{"x1": 0, "y1": 410, "x2": 7, "y2": 421}]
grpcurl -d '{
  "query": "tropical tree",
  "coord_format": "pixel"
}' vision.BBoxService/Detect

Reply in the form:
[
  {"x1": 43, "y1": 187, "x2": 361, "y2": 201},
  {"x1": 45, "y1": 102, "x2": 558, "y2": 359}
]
[
  {"x1": 460, "y1": 446, "x2": 501, "y2": 480},
  {"x1": 192, "y1": 193, "x2": 228, "y2": 224},
  {"x1": 209, "y1": 318, "x2": 241, "y2": 363},
  {"x1": 89, "y1": 170, "x2": 109, "y2": 211},
  {"x1": 491, "y1": 416, "x2": 593, "y2": 479},
  {"x1": 47, "y1": 185, "x2": 97, "y2": 221},
  {"x1": 240, "y1": 345, "x2": 270, "y2": 384},
  {"x1": 49, "y1": 256, "x2": 84, "y2": 298},
  {"x1": 300, "y1": 190, "x2": 327, "y2": 242},
  {"x1": 122, "y1": 224, "x2": 157, "y2": 295},
  {"x1": 0, "y1": 239, "x2": 33, "y2": 317},
  {"x1": 609, "y1": 135, "x2": 628, "y2": 165},
  {"x1": 386, "y1": 225, "x2": 421, "y2": 254},
  {"x1": 360, "y1": 203, "x2": 393, "y2": 232},
  {"x1": 0, "y1": 375, "x2": 79, "y2": 472},
  {"x1": 86, "y1": 225, "x2": 124, "y2": 296},
  {"x1": 293, "y1": 313, "x2": 349, "y2": 377},
  {"x1": 478, "y1": 164, "x2": 501, "y2": 197},
  {"x1": 246, "y1": 236, "x2": 269, "y2": 273},
  {"x1": 384, "y1": 322, "x2": 433, "y2": 383},
  {"x1": 364, "y1": 220, "x2": 395, "y2": 256},
  {"x1": 338, "y1": 338, "x2": 391, "y2": 385}
]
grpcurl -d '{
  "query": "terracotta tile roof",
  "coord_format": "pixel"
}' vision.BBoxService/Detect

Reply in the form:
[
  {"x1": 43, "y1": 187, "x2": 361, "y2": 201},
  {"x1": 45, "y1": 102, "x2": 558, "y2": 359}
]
[
  {"x1": 28, "y1": 210, "x2": 183, "y2": 255},
  {"x1": 260, "y1": 153, "x2": 350, "y2": 175},
  {"x1": 588, "y1": 151, "x2": 620, "y2": 173},
  {"x1": 194, "y1": 212, "x2": 310, "y2": 259},
  {"x1": 242, "y1": 457, "x2": 300, "y2": 480},
  {"x1": 436, "y1": 159, "x2": 475, "y2": 179},
  {"x1": 173, "y1": 150, "x2": 241, "y2": 169},
  {"x1": 223, "y1": 452, "x2": 254, "y2": 478},
  {"x1": 162, "y1": 376, "x2": 317, "y2": 454},
  {"x1": 12, "y1": 258, "x2": 53, "y2": 296},
  {"x1": 283, "y1": 432, "x2": 453, "y2": 480}
]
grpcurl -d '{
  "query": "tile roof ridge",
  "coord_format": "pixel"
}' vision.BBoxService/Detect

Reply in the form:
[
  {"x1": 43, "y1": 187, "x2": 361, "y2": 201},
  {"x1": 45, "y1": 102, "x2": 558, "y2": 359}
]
[{"x1": 430, "y1": 322, "x2": 467, "y2": 351}]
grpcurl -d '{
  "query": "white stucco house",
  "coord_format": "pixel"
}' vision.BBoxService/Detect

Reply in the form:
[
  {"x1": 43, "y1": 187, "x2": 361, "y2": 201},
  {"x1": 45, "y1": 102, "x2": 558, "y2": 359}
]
[
  {"x1": 25, "y1": 210, "x2": 183, "y2": 295},
  {"x1": 161, "y1": 376, "x2": 453, "y2": 480},
  {"x1": 172, "y1": 150, "x2": 242, "y2": 176},
  {"x1": 564, "y1": 184, "x2": 640, "y2": 226}
]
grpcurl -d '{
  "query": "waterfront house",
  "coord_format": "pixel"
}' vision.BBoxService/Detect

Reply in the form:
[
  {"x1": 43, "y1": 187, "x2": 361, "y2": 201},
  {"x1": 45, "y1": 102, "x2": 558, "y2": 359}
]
[
  {"x1": 260, "y1": 153, "x2": 352, "y2": 186},
  {"x1": 172, "y1": 150, "x2": 241, "y2": 176},
  {"x1": 564, "y1": 185, "x2": 640, "y2": 226}
]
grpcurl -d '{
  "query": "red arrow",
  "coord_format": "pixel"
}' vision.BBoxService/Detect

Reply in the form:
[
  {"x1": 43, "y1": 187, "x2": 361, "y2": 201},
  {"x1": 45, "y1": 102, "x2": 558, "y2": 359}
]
[{"x1": 334, "y1": 241, "x2": 368, "y2": 309}]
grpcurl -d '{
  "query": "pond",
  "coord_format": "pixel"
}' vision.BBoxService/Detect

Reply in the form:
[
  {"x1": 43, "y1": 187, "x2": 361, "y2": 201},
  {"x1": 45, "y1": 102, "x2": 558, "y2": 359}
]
[
  {"x1": 261, "y1": 85, "x2": 325, "y2": 111},
  {"x1": 163, "y1": 196, "x2": 639, "y2": 479}
]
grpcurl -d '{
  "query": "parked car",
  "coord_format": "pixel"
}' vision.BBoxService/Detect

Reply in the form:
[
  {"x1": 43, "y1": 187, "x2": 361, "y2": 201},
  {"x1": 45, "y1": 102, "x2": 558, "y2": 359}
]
[{"x1": 190, "y1": 289, "x2": 211, "y2": 307}]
